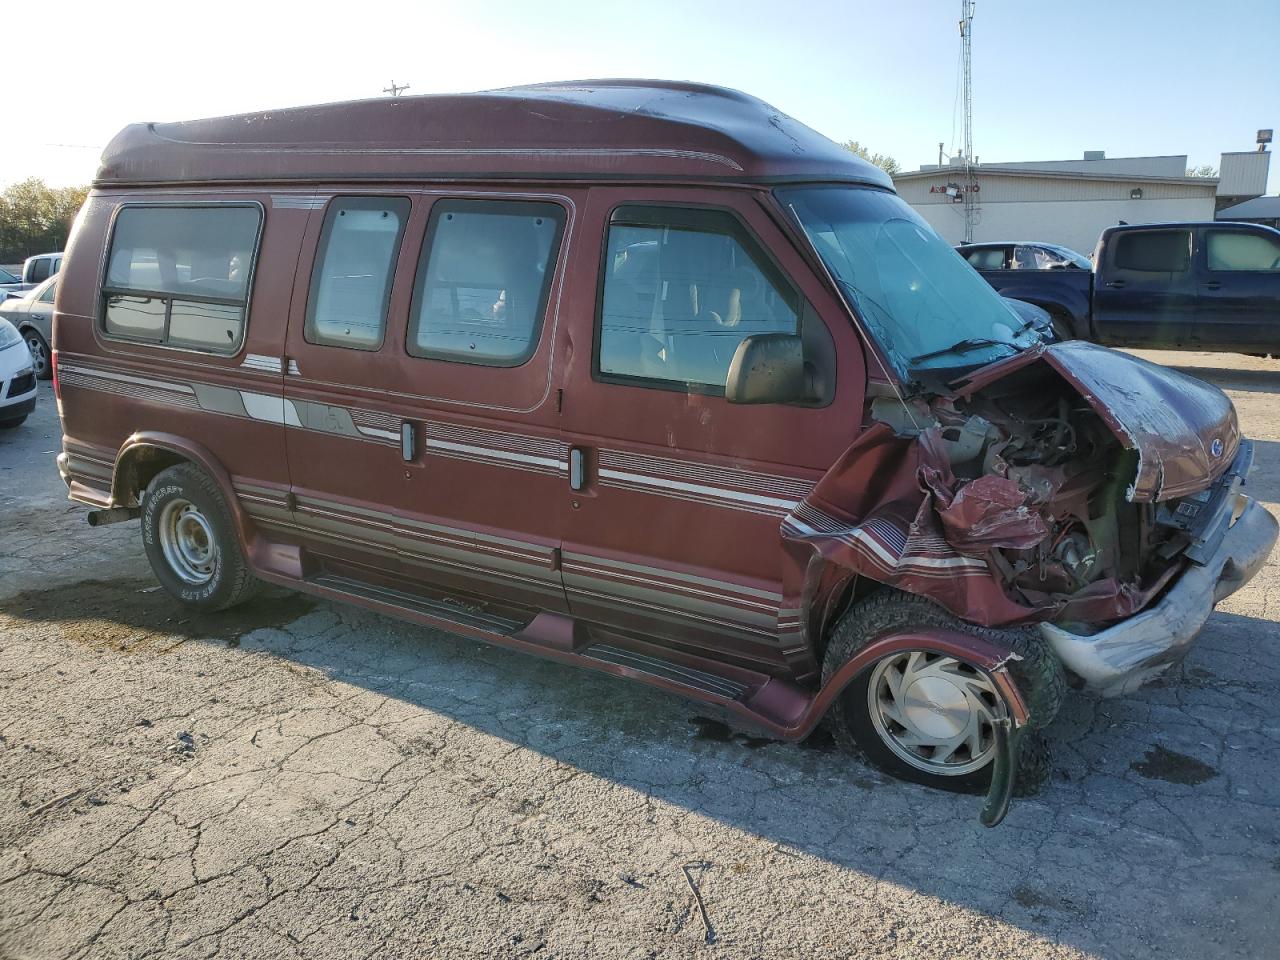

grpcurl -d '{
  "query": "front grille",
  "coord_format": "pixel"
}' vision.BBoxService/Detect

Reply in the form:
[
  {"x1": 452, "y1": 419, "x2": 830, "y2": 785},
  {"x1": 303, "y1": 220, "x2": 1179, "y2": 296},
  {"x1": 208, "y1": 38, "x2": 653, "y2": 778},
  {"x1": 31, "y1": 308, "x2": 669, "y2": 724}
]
[{"x1": 6, "y1": 372, "x2": 35, "y2": 397}]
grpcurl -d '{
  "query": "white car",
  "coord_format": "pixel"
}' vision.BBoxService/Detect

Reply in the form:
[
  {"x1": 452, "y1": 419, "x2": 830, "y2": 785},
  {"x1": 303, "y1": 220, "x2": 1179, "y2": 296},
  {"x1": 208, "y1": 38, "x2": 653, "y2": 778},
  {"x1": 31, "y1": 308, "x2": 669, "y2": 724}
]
[
  {"x1": 0, "y1": 317, "x2": 37, "y2": 428},
  {"x1": 0, "y1": 276, "x2": 56, "y2": 379}
]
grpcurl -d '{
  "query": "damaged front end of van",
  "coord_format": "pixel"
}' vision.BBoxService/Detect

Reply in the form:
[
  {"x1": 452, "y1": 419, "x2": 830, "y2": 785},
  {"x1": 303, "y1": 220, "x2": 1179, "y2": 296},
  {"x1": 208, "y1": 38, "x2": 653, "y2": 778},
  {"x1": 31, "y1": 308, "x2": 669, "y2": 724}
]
[
  {"x1": 779, "y1": 185, "x2": 1276, "y2": 697},
  {"x1": 788, "y1": 340, "x2": 1275, "y2": 695},
  {"x1": 778, "y1": 185, "x2": 1276, "y2": 822}
]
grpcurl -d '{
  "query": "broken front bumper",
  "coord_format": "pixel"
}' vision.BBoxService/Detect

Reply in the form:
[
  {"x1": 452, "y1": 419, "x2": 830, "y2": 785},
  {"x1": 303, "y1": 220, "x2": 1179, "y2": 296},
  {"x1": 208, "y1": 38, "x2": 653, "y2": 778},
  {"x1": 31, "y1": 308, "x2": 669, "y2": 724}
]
[{"x1": 1040, "y1": 494, "x2": 1277, "y2": 697}]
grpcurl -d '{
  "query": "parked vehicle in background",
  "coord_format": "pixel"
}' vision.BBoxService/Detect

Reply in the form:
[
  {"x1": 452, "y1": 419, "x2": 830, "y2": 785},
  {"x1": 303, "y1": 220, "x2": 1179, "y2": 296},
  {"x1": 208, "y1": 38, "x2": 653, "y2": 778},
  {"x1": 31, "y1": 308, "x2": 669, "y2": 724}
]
[
  {"x1": 958, "y1": 241, "x2": 1092, "y2": 272},
  {"x1": 0, "y1": 276, "x2": 57, "y2": 378},
  {"x1": 4, "y1": 252, "x2": 64, "y2": 296},
  {"x1": 0, "y1": 317, "x2": 37, "y2": 427},
  {"x1": 51, "y1": 82, "x2": 1277, "y2": 824},
  {"x1": 0, "y1": 266, "x2": 23, "y2": 300},
  {"x1": 964, "y1": 222, "x2": 1280, "y2": 352}
]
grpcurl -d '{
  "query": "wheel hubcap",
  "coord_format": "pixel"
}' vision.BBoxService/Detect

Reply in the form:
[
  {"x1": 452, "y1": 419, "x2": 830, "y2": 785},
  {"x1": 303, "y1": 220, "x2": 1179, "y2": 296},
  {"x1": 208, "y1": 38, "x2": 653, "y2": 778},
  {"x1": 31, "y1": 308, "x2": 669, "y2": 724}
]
[
  {"x1": 158, "y1": 499, "x2": 217, "y2": 585},
  {"x1": 26, "y1": 335, "x2": 47, "y2": 375},
  {"x1": 867, "y1": 650, "x2": 1005, "y2": 776}
]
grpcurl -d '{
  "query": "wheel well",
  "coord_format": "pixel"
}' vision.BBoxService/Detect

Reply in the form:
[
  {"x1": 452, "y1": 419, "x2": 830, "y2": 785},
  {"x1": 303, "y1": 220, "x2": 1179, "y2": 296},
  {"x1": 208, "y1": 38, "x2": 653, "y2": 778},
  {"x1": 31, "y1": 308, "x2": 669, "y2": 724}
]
[
  {"x1": 812, "y1": 573, "x2": 881, "y2": 661},
  {"x1": 1030, "y1": 302, "x2": 1077, "y2": 339},
  {"x1": 114, "y1": 447, "x2": 190, "y2": 507}
]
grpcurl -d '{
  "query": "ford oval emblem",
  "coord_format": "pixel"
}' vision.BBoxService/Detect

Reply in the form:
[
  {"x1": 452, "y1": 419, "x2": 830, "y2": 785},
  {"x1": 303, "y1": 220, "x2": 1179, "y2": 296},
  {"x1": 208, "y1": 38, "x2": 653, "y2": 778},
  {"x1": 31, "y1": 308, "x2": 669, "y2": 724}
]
[{"x1": 1210, "y1": 438, "x2": 1224, "y2": 459}]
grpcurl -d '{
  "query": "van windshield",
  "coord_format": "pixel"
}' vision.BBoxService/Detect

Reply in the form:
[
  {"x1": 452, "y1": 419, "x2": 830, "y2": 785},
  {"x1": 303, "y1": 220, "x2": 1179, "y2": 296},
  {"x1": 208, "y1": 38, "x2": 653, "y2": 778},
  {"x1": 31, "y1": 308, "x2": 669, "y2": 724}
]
[{"x1": 777, "y1": 186, "x2": 1041, "y2": 377}]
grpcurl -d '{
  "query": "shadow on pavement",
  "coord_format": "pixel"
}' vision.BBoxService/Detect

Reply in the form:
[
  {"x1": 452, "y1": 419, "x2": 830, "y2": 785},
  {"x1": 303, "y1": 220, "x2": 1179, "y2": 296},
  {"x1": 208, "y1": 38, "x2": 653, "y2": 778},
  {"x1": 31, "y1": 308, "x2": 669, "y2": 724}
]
[
  {"x1": 1169, "y1": 364, "x2": 1280, "y2": 394},
  {"x1": 6, "y1": 574, "x2": 1279, "y2": 958}
]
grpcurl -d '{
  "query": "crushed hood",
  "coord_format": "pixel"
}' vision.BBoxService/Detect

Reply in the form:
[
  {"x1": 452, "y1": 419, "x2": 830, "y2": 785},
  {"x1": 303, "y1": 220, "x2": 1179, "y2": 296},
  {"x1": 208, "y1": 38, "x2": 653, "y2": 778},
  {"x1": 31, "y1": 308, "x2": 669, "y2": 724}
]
[{"x1": 955, "y1": 341, "x2": 1238, "y2": 502}]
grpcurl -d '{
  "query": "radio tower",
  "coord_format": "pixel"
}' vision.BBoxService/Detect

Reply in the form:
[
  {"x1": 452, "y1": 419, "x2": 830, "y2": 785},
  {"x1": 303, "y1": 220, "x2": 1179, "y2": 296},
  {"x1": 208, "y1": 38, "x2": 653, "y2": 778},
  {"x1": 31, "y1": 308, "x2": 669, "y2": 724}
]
[{"x1": 959, "y1": 0, "x2": 977, "y2": 243}]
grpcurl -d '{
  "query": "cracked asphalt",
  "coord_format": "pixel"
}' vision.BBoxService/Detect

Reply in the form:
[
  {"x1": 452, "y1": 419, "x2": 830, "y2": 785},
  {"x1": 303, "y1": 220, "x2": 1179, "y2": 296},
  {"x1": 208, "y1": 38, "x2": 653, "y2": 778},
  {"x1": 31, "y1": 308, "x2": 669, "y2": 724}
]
[{"x1": 1, "y1": 350, "x2": 1278, "y2": 960}]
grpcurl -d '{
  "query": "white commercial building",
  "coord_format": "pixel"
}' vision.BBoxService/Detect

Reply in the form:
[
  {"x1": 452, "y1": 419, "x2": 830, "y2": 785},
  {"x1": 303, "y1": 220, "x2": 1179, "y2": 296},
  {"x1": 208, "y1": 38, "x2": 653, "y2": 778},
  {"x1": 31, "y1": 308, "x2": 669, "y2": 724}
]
[{"x1": 893, "y1": 150, "x2": 1271, "y2": 254}]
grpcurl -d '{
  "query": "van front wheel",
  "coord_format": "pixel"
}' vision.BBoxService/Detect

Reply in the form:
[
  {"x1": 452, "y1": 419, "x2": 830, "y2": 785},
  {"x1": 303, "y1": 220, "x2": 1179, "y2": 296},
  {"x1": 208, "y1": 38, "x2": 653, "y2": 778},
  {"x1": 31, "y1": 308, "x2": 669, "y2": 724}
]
[
  {"x1": 822, "y1": 591, "x2": 1064, "y2": 795},
  {"x1": 141, "y1": 464, "x2": 258, "y2": 611}
]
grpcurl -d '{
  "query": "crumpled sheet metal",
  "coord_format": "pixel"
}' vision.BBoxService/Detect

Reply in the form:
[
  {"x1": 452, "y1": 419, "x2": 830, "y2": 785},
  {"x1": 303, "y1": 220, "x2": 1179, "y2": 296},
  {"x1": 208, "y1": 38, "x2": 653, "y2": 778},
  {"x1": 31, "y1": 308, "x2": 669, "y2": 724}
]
[
  {"x1": 922, "y1": 466, "x2": 1050, "y2": 555},
  {"x1": 781, "y1": 423, "x2": 1169, "y2": 629},
  {"x1": 957, "y1": 341, "x2": 1239, "y2": 503}
]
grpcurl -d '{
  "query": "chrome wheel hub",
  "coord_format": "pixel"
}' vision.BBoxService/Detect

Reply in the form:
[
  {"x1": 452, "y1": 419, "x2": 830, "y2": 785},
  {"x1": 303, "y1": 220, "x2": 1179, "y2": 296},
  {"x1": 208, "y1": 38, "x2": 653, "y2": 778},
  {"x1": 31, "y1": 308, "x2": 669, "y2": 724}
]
[
  {"x1": 26, "y1": 334, "x2": 48, "y2": 376},
  {"x1": 867, "y1": 650, "x2": 1005, "y2": 776},
  {"x1": 158, "y1": 499, "x2": 217, "y2": 585}
]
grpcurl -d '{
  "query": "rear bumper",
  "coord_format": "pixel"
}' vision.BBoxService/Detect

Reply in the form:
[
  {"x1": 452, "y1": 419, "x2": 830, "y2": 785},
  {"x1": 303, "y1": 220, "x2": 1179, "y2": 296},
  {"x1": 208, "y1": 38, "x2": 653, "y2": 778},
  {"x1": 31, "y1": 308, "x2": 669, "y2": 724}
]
[{"x1": 1040, "y1": 495, "x2": 1277, "y2": 697}]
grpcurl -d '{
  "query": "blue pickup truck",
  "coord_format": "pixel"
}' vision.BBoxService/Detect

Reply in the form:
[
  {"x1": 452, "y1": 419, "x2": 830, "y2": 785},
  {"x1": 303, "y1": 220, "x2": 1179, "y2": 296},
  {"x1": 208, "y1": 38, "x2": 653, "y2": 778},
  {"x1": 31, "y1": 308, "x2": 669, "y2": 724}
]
[{"x1": 959, "y1": 222, "x2": 1280, "y2": 354}]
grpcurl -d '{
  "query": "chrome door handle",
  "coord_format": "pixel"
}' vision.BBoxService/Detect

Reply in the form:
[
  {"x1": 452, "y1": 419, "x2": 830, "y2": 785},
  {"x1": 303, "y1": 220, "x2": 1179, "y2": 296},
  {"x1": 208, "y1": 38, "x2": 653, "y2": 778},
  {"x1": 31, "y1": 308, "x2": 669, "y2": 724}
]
[
  {"x1": 569, "y1": 447, "x2": 586, "y2": 491},
  {"x1": 401, "y1": 421, "x2": 416, "y2": 462}
]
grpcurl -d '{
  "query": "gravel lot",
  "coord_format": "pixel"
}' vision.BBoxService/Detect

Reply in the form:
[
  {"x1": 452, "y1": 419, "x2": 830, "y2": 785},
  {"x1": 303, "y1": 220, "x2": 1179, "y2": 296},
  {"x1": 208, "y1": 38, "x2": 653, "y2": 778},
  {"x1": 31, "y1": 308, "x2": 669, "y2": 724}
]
[{"x1": 1, "y1": 351, "x2": 1278, "y2": 960}]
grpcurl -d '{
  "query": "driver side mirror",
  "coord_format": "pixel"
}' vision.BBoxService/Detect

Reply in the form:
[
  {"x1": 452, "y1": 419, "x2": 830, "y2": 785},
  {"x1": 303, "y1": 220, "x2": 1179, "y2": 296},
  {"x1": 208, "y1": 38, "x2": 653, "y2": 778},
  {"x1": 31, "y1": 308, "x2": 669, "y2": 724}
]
[{"x1": 725, "y1": 334, "x2": 813, "y2": 404}]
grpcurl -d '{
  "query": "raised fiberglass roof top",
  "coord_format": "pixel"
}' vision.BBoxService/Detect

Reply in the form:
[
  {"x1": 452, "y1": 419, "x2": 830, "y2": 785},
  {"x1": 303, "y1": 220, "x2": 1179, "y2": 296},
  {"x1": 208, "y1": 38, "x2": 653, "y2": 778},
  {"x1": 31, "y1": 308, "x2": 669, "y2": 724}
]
[{"x1": 95, "y1": 80, "x2": 893, "y2": 189}]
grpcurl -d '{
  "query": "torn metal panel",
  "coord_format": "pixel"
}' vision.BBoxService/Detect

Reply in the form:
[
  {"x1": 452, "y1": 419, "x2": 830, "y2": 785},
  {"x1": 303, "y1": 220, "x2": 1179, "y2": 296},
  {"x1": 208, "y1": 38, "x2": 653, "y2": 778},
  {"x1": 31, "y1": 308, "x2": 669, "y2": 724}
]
[
  {"x1": 783, "y1": 410, "x2": 1182, "y2": 629},
  {"x1": 924, "y1": 467, "x2": 1051, "y2": 555},
  {"x1": 781, "y1": 424, "x2": 1045, "y2": 628}
]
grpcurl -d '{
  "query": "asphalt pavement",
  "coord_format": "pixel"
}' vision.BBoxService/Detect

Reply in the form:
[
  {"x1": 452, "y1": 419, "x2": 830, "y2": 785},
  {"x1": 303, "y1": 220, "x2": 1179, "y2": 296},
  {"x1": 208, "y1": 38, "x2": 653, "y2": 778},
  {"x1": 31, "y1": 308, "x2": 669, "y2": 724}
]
[{"x1": 1, "y1": 352, "x2": 1278, "y2": 959}]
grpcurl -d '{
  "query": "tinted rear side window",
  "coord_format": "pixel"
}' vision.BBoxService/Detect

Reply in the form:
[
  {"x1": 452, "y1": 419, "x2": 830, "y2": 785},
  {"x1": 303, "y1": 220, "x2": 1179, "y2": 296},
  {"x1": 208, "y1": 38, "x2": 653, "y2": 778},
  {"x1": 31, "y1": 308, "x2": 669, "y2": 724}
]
[
  {"x1": 1112, "y1": 230, "x2": 1191, "y2": 273},
  {"x1": 306, "y1": 196, "x2": 410, "y2": 350},
  {"x1": 103, "y1": 204, "x2": 262, "y2": 353},
  {"x1": 408, "y1": 199, "x2": 565, "y2": 366},
  {"x1": 1206, "y1": 230, "x2": 1280, "y2": 271},
  {"x1": 29, "y1": 258, "x2": 51, "y2": 283}
]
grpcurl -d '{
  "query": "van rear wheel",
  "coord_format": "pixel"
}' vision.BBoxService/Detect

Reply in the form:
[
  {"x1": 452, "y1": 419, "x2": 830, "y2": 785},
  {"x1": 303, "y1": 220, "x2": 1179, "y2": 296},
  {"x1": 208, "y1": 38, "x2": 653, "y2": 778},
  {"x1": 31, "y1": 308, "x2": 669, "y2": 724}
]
[
  {"x1": 141, "y1": 463, "x2": 258, "y2": 611},
  {"x1": 822, "y1": 591, "x2": 1064, "y2": 795}
]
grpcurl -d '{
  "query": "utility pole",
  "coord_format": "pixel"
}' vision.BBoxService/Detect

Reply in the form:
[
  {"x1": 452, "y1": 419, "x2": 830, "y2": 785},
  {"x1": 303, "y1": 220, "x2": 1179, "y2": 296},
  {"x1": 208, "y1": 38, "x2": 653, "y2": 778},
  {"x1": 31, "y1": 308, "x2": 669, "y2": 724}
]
[
  {"x1": 959, "y1": 0, "x2": 977, "y2": 243},
  {"x1": 383, "y1": 81, "x2": 410, "y2": 97}
]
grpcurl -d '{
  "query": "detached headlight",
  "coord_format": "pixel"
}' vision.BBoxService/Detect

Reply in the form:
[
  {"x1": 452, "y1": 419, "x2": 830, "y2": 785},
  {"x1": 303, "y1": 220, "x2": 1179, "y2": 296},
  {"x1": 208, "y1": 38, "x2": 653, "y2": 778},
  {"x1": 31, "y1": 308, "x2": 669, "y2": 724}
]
[{"x1": 0, "y1": 318, "x2": 22, "y2": 351}]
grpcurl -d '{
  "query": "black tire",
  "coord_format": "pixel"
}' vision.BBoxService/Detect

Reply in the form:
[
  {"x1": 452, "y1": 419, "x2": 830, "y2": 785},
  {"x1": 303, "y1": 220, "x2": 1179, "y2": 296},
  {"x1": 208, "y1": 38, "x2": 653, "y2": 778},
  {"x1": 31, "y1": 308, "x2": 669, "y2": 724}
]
[
  {"x1": 24, "y1": 329, "x2": 51, "y2": 380},
  {"x1": 821, "y1": 590, "x2": 1065, "y2": 796},
  {"x1": 141, "y1": 463, "x2": 259, "y2": 611}
]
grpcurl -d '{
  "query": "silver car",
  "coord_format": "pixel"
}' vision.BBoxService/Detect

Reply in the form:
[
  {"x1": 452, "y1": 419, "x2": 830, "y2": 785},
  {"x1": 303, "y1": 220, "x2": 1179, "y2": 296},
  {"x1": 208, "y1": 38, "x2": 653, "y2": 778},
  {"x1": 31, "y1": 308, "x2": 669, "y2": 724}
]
[{"x1": 0, "y1": 275, "x2": 56, "y2": 379}]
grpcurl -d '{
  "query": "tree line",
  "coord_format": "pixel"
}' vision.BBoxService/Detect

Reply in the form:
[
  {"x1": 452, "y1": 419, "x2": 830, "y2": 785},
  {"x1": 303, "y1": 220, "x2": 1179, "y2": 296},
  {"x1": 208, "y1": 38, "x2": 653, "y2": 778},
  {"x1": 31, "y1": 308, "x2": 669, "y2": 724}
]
[{"x1": 0, "y1": 178, "x2": 90, "y2": 265}]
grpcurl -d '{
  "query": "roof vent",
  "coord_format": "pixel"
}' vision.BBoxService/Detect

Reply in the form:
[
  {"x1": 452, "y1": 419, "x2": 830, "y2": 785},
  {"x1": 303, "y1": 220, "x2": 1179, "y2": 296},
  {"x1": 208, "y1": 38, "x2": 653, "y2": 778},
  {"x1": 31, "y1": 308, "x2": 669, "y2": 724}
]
[{"x1": 1084, "y1": 150, "x2": 1105, "y2": 161}]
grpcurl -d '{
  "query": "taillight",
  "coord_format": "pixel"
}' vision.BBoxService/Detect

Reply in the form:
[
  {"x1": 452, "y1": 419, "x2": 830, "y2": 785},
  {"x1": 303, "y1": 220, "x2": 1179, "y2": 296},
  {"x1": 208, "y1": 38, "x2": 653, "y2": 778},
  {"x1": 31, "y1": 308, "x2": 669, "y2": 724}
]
[{"x1": 51, "y1": 349, "x2": 60, "y2": 400}]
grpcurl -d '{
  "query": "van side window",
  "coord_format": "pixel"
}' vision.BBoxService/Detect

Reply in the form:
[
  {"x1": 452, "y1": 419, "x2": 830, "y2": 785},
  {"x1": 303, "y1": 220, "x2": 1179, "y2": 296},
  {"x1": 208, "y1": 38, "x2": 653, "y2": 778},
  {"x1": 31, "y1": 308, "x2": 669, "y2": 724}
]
[
  {"x1": 1206, "y1": 230, "x2": 1280, "y2": 272},
  {"x1": 407, "y1": 199, "x2": 565, "y2": 366},
  {"x1": 306, "y1": 197, "x2": 410, "y2": 351},
  {"x1": 102, "y1": 204, "x2": 262, "y2": 353},
  {"x1": 29, "y1": 258, "x2": 51, "y2": 284},
  {"x1": 1112, "y1": 230, "x2": 1191, "y2": 273},
  {"x1": 597, "y1": 207, "x2": 801, "y2": 393}
]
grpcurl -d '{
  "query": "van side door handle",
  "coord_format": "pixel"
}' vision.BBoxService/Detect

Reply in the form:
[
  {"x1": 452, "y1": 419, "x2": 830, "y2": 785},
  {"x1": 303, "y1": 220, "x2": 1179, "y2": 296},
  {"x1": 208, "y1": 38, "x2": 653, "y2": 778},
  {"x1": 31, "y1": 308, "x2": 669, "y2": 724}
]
[
  {"x1": 1204, "y1": 280, "x2": 1222, "y2": 290},
  {"x1": 401, "y1": 421, "x2": 416, "y2": 462},
  {"x1": 1104, "y1": 280, "x2": 1125, "y2": 288},
  {"x1": 569, "y1": 447, "x2": 586, "y2": 491}
]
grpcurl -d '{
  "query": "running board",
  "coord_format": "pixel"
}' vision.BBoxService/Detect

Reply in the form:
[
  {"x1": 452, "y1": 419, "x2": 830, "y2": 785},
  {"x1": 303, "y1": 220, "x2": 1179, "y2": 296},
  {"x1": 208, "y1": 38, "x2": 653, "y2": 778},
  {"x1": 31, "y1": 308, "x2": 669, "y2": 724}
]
[
  {"x1": 582, "y1": 644, "x2": 752, "y2": 702},
  {"x1": 308, "y1": 574, "x2": 526, "y2": 636},
  {"x1": 252, "y1": 564, "x2": 814, "y2": 743}
]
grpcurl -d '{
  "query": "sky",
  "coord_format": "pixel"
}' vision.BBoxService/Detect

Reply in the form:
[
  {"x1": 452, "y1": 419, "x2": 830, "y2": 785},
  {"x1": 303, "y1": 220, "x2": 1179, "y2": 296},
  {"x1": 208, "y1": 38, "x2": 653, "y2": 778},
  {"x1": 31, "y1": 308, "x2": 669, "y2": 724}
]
[{"x1": 12, "y1": 0, "x2": 1279, "y2": 190}]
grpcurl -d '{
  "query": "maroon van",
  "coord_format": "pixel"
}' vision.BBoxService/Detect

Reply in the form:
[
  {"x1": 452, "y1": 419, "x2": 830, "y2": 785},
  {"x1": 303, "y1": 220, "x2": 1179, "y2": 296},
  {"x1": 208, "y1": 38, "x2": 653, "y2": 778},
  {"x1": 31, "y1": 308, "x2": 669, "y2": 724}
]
[{"x1": 52, "y1": 81, "x2": 1276, "y2": 823}]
